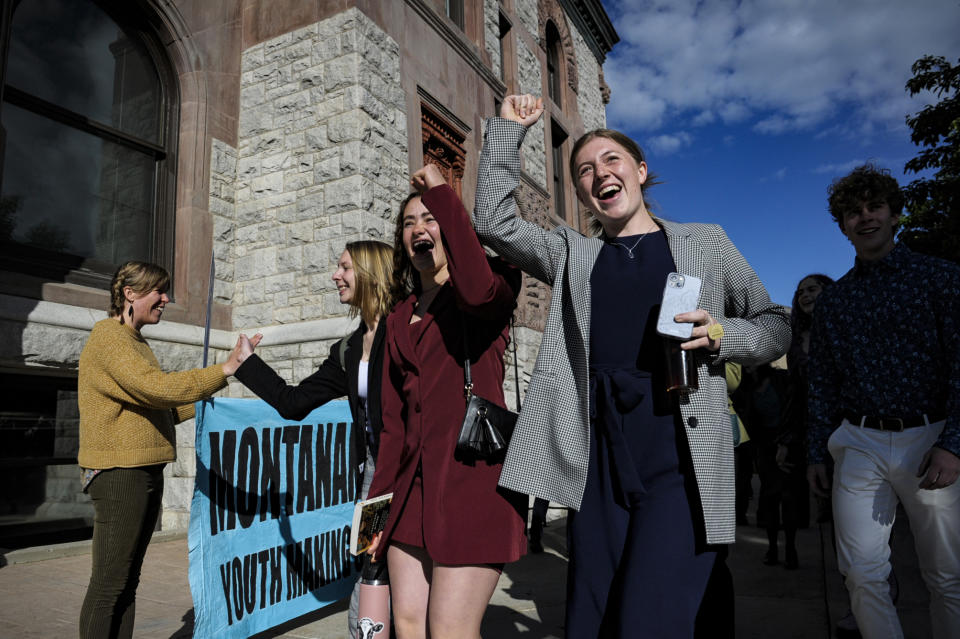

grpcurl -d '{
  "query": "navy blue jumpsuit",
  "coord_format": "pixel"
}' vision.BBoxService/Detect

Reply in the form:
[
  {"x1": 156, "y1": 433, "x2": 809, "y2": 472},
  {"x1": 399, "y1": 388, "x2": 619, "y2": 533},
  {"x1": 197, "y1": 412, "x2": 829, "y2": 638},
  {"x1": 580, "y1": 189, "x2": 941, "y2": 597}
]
[{"x1": 566, "y1": 231, "x2": 719, "y2": 638}]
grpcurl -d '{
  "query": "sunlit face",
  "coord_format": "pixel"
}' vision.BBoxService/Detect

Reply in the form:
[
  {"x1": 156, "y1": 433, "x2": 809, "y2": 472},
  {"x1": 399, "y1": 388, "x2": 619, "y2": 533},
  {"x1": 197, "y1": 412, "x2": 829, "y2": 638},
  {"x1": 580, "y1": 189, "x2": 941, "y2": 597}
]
[
  {"x1": 331, "y1": 249, "x2": 357, "y2": 306},
  {"x1": 574, "y1": 136, "x2": 647, "y2": 232},
  {"x1": 126, "y1": 286, "x2": 169, "y2": 329},
  {"x1": 841, "y1": 200, "x2": 899, "y2": 261},
  {"x1": 401, "y1": 196, "x2": 447, "y2": 276},
  {"x1": 796, "y1": 277, "x2": 824, "y2": 315}
]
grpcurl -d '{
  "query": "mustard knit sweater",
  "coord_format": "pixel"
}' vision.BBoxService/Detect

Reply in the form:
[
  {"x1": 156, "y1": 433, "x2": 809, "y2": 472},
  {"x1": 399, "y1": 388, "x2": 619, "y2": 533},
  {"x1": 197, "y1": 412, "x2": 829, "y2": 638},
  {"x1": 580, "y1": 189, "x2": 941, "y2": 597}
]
[{"x1": 78, "y1": 318, "x2": 227, "y2": 469}]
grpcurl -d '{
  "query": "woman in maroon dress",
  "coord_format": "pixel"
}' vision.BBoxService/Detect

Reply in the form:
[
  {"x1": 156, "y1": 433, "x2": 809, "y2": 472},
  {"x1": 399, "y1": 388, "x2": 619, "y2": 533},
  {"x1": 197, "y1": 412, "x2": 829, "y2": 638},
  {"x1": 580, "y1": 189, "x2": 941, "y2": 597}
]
[{"x1": 367, "y1": 163, "x2": 526, "y2": 638}]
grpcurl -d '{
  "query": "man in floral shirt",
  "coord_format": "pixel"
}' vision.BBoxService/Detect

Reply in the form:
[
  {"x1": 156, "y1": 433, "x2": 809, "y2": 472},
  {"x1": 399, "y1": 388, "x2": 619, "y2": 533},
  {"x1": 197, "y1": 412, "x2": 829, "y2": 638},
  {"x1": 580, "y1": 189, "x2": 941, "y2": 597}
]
[{"x1": 806, "y1": 164, "x2": 960, "y2": 639}]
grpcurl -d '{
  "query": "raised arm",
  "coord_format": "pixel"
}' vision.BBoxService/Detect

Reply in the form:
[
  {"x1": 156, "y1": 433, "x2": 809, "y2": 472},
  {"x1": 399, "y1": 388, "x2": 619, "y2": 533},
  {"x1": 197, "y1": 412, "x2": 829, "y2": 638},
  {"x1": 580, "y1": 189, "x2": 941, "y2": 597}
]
[
  {"x1": 412, "y1": 166, "x2": 519, "y2": 319},
  {"x1": 473, "y1": 96, "x2": 567, "y2": 286}
]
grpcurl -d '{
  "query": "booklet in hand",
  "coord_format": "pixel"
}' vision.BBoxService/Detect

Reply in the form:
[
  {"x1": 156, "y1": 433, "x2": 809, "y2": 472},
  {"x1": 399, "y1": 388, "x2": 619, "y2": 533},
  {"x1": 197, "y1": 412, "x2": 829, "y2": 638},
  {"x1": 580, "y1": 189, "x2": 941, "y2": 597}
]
[{"x1": 350, "y1": 492, "x2": 393, "y2": 556}]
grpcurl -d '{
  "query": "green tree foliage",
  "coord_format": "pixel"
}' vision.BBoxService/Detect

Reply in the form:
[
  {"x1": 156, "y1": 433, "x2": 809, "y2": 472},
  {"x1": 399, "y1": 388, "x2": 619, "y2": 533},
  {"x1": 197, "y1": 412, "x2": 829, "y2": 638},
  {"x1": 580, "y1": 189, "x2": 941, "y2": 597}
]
[{"x1": 899, "y1": 55, "x2": 960, "y2": 262}]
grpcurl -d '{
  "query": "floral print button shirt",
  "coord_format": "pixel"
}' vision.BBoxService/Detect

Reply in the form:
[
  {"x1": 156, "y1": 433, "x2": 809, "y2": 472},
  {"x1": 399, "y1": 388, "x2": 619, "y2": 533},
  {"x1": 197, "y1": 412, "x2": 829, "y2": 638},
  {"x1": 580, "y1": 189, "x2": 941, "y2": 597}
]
[{"x1": 807, "y1": 243, "x2": 960, "y2": 464}]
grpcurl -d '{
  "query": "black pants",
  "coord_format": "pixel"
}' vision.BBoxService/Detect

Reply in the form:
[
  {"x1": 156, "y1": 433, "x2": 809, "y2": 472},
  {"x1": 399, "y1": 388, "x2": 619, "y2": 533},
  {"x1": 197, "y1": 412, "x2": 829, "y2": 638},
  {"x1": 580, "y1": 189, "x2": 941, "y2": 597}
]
[{"x1": 79, "y1": 465, "x2": 164, "y2": 639}]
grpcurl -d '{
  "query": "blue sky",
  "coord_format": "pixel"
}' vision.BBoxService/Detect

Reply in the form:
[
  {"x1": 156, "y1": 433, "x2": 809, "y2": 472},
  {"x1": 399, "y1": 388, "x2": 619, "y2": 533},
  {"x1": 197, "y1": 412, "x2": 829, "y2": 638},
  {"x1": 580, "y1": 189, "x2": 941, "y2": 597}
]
[{"x1": 600, "y1": 0, "x2": 960, "y2": 306}]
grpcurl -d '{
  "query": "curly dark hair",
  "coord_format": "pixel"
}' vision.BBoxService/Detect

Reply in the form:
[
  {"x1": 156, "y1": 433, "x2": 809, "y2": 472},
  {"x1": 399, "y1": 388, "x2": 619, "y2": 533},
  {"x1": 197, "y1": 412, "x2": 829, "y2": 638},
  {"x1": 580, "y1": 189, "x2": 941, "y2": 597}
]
[
  {"x1": 389, "y1": 192, "x2": 423, "y2": 307},
  {"x1": 827, "y1": 163, "x2": 903, "y2": 230}
]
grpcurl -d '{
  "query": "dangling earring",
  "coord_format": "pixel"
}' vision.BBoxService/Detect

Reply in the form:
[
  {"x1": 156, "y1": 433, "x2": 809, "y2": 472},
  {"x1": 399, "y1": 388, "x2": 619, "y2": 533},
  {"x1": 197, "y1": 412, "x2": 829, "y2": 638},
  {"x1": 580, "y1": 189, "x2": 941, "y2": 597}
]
[{"x1": 128, "y1": 306, "x2": 134, "y2": 322}]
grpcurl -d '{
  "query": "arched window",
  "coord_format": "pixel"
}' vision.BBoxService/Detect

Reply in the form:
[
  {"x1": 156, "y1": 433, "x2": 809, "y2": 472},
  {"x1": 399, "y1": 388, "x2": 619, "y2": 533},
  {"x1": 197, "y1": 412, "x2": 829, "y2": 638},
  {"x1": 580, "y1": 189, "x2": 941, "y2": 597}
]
[
  {"x1": 545, "y1": 21, "x2": 562, "y2": 108},
  {"x1": 0, "y1": 0, "x2": 177, "y2": 290}
]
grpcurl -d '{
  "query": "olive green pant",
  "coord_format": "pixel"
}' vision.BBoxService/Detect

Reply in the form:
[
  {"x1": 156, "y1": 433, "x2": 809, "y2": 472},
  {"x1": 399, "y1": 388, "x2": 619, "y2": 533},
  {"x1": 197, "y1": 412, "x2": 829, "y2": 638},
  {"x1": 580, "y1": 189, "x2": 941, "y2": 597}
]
[{"x1": 79, "y1": 465, "x2": 164, "y2": 639}]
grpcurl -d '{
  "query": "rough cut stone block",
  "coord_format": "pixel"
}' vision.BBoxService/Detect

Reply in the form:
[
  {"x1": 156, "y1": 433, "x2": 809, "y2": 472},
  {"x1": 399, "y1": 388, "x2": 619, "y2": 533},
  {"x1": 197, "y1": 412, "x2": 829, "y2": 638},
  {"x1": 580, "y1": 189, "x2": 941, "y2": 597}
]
[
  {"x1": 324, "y1": 53, "x2": 361, "y2": 91},
  {"x1": 324, "y1": 175, "x2": 370, "y2": 212},
  {"x1": 273, "y1": 306, "x2": 301, "y2": 324},
  {"x1": 284, "y1": 170, "x2": 314, "y2": 191},
  {"x1": 234, "y1": 302, "x2": 274, "y2": 328},
  {"x1": 241, "y1": 44, "x2": 265, "y2": 72},
  {"x1": 277, "y1": 246, "x2": 303, "y2": 272},
  {"x1": 304, "y1": 125, "x2": 328, "y2": 151}
]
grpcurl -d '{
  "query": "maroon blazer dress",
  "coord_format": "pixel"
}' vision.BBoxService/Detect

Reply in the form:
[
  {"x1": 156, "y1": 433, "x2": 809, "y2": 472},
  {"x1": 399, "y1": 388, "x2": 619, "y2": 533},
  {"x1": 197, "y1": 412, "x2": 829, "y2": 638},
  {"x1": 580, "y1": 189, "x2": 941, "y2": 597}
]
[{"x1": 368, "y1": 184, "x2": 527, "y2": 565}]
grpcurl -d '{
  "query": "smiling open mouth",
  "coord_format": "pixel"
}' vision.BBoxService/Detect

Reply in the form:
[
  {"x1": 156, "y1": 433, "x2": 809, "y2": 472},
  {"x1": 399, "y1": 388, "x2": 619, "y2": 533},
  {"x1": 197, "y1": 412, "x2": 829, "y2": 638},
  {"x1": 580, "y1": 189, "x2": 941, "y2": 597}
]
[
  {"x1": 412, "y1": 239, "x2": 434, "y2": 254},
  {"x1": 597, "y1": 185, "x2": 621, "y2": 200}
]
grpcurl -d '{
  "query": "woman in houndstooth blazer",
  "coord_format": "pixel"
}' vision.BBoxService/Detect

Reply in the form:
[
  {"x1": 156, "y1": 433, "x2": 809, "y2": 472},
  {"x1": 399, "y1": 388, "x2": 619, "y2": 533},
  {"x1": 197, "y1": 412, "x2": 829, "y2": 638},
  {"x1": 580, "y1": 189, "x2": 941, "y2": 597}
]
[{"x1": 473, "y1": 95, "x2": 791, "y2": 638}]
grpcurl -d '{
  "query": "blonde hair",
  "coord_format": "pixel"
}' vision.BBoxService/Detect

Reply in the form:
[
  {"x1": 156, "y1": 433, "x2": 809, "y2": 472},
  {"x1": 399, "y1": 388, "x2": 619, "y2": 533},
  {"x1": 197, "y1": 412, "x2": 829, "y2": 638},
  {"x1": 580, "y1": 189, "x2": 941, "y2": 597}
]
[
  {"x1": 109, "y1": 261, "x2": 170, "y2": 322},
  {"x1": 344, "y1": 240, "x2": 394, "y2": 325}
]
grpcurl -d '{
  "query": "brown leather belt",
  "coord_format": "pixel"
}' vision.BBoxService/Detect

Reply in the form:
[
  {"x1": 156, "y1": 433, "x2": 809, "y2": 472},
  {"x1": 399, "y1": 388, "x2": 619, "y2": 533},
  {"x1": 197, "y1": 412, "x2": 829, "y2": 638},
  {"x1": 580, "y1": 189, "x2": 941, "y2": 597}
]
[{"x1": 844, "y1": 413, "x2": 944, "y2": 432}]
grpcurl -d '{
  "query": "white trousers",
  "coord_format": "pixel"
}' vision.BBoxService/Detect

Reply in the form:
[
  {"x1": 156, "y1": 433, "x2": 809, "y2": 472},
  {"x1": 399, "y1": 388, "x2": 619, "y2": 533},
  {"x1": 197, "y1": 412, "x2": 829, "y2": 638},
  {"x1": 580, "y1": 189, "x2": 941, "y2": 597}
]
[{"x1": 829, "y1": 419, "x2": 960, "y2": 639}]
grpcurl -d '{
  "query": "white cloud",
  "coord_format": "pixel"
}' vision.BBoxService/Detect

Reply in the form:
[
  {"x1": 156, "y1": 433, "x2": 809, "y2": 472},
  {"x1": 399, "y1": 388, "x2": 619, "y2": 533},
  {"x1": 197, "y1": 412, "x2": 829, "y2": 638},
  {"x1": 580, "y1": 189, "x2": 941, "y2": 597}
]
[
  {"x1": 645, "y1": 131, "x2": 694, "y2": 155},
  {"x1": 603, "y1": 0, "x2": 960, "y2": 137},
  {"x1": 814, "y1": 159, "x2": 868, "y2": 175}
]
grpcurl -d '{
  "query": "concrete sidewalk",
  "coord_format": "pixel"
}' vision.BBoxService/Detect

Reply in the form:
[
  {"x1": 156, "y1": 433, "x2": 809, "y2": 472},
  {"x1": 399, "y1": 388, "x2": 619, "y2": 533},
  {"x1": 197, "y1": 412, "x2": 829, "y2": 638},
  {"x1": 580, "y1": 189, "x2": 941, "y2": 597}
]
[{"x1": 0, "y1": 503, "x2": 932, "y2": 638}]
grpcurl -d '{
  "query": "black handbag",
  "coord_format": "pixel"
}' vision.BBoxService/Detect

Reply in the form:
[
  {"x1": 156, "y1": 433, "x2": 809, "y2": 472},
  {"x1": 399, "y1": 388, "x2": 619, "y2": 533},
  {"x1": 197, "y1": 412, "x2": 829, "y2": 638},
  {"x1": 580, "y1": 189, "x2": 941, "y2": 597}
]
[{"x1": 455, "y1": 319, "x2": 520, "y2": 460}]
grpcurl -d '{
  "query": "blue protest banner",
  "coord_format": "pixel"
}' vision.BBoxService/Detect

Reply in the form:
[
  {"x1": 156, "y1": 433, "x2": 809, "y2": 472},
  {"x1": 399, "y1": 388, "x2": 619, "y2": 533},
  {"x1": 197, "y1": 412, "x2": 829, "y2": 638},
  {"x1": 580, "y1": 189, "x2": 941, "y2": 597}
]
[{"x1": 189, "y1": 397, "x2": 358, "y2": 637}]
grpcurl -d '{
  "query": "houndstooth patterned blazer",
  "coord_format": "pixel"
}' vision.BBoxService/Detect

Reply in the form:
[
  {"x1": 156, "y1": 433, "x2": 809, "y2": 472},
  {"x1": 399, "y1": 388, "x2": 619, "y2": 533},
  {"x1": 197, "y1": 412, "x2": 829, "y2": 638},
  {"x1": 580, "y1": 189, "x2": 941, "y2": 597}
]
[{"x1": 474, "y1": 118, "x2": 791, "y2": 544}]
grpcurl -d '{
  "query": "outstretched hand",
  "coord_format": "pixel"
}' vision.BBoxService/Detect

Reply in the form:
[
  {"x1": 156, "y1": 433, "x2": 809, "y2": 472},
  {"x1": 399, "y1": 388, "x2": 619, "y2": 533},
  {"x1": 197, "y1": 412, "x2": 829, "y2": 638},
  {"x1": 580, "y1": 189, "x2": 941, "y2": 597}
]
[
  {"x1": 411, "y1": 163, "x2": 446, "y2": 194},
  {"x1": 500, "y1": 94, "x2": 544, "y2": 127},
  {"x1": 222, "y1": 332, "x2": 263, "y2": 376}
]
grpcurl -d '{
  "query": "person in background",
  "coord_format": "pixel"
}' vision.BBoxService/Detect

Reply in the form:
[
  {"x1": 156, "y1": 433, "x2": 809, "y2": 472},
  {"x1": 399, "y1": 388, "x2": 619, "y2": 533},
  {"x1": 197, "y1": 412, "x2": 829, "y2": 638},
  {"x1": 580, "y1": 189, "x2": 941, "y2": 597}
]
[
  {"x1": 742, "y1": 362, "x2": 800, "y2": 568},
  {"x1": 807, "y1": 163, "x2": 960, "y2": 639},
  {"x1": 78, "y1": 261, "x2": 250, "y2": 639},
  {"x1": 367, "y1": 163, "x2": 526, "y2": 639},
  {"x1": 726, "y1": 362, "x2": 754, "y2": 526},
  {"x1": 473, "y1": 94, "x2": 790, "y2": 638},
  {"x1": 783, "y1": 274, "x2": 833, "y2": 523},
  {"x1": 233, "y1": 239, "x2": 394, "y2": 635}
]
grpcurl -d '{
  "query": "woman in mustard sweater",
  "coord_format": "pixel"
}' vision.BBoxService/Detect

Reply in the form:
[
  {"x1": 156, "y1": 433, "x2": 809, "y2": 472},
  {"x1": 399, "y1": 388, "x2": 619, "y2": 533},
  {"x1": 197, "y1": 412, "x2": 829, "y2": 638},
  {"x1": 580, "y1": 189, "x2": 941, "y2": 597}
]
[{"x1": 77, "y1": 261, "x2": 251, "y2": 639}]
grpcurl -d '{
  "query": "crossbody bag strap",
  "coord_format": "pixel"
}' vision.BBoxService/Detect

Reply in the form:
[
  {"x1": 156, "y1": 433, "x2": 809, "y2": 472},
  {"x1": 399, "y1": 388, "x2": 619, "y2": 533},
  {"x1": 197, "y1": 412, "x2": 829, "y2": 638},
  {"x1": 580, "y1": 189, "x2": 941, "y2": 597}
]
[
  {"x1": 510, "y1": 315, "x2": 521, "y2": 411},
  {"x1": 462, "y1": 316, "x2": 473, "y2": 399},
  {"x1": 462, "y1": 314, "x2": 522, "y2": 409}
]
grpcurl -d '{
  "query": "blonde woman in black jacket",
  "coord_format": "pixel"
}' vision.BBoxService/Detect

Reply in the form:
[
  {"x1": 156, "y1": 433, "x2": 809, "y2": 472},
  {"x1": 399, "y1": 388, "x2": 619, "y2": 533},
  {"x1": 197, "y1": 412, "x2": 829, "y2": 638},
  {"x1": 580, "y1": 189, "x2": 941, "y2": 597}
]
[{"x1": 234, "y1": 239, "x2": 393, "y2": 632}]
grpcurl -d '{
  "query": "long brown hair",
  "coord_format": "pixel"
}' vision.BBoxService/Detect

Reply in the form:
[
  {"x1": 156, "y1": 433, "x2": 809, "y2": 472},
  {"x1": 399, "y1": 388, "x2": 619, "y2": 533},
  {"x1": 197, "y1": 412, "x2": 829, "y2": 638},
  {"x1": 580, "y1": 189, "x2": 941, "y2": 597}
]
[
  {"x1": 344, "y1": 240, "x2": 394, "y2": 326},
  {"x1": 389, "y1": 192, "x2": 423, "y2": 307},
  {"x1": 109, "y1": 261, "x2": 170, "y2": 323}
]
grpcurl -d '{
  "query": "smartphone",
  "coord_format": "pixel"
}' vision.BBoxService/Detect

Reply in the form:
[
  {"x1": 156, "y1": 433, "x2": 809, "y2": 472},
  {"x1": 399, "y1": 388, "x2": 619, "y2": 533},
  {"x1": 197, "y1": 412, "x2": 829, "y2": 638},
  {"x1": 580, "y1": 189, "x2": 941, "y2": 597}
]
[{"x1": 656, "y1": 272, "x2": 702, "y2": 340}]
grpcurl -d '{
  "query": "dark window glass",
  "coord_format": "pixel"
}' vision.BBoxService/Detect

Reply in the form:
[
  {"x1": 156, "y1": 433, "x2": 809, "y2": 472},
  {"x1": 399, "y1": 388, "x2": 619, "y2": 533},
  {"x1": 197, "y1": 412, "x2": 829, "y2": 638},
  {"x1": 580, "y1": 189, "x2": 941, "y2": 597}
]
[
  {"x1": 0, "y1": 372, "x2": 90, "y2": 549},
  {"x1": 6, "y1": 0, "x2": 160, "y2": 143},
  {"x1": 546, "y1": 22, "x2": 562, "y2": 106},
  {"x1": 1, "y1": 0, "x2": 173, "y2": 288},
  {"x1": 551, "y1": 119, "x2": 568, "y2": 221},
  {"x1": 446, "y1": 0, "x2": 464, "y2": 30},
  {"x1": 498, "y1": 12, "x2": 510, "y2": 82},
  {"x1": 2, "y1": 103, "x2": 154, "y2": 266}
]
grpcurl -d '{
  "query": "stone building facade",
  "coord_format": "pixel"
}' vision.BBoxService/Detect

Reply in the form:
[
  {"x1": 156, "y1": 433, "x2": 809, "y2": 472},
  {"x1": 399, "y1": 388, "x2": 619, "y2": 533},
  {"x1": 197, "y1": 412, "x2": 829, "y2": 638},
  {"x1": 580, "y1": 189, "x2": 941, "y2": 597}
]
[{"x1": 0, "y1": 0, "x2": 616, "y2": 544}]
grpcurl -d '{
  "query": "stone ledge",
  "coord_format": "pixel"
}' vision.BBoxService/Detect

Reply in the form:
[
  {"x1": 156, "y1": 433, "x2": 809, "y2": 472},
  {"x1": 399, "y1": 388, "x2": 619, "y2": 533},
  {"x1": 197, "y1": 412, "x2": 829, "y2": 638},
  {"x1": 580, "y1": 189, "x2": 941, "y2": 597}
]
[
  {"x1": 0, "y1": 528, "x2": 187, "y2": 566},
  {"x1": 0, "y1": 293, "x2": 357, "y2": 349}
]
